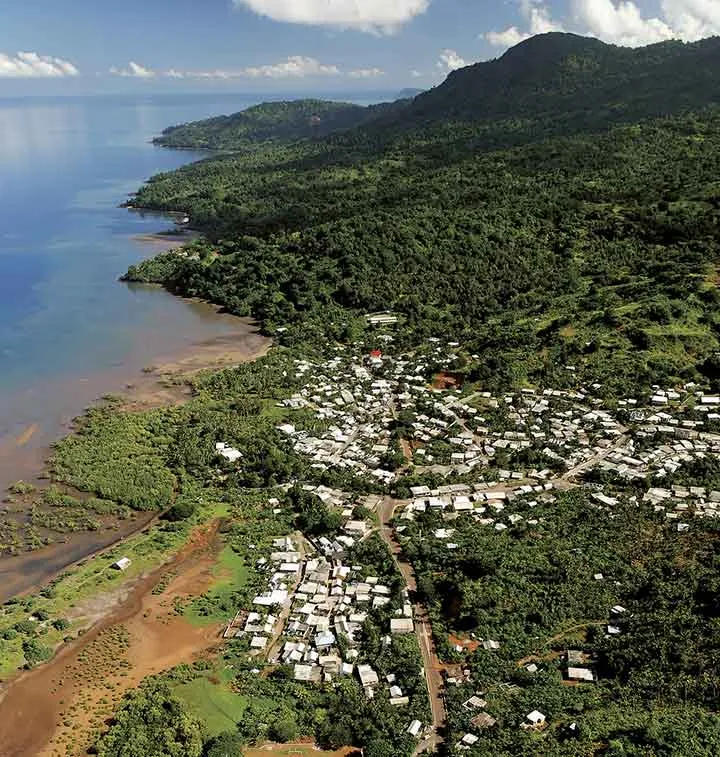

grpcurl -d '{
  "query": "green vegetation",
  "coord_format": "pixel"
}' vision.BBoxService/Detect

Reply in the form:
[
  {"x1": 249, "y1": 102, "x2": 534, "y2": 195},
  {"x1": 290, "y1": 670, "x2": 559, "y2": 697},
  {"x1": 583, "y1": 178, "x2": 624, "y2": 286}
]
[
  {"x1": 153, "y1": 98, "x2": 392, "y2": 149},
  {"x1": 95, "y1": 681, "x2": 204, "y2": 757},
  {"x1": 50, "y1": 405, "x2": 178, "y2": 510},
  {"x1": 399, "y1": 489, "x2": 720, "y2": 755},
  {"x1": 173, "y1": 676, "x2": 248, "y2": 738},
  {"x1": 126, "y1": 35, "x2": 720, "y2": 398}
]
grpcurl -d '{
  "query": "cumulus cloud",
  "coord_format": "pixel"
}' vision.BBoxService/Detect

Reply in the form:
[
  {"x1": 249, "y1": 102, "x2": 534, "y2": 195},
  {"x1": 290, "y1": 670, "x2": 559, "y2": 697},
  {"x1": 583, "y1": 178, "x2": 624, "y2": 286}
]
[
  {"x1": 233, "y1": 0, "x2": 429, "y2": 33},
  {"x1": 240, "y1": 56, "x2": 341, "y2": 77},
  {"x1": 0, "y1": 51, "x2": 79, "y2": 78},
  {"x1": 437, "y1": 49, "x2": 468, "y2": 72},
  {"x1": 348, "y1": 67, "x2": 385, "y2": 78},
  {"x1": 485, "y1": 1, "x2": 564, "y2": 47},
  {"x1": 109, "y1": 61, "x2": 155, "y2": 78},
  {"x1": 484, "y1": 0, "x2": 720, "y2": 49},
  {"x1": 109, "y1": 56, "x2": 385, "y2": 81}
]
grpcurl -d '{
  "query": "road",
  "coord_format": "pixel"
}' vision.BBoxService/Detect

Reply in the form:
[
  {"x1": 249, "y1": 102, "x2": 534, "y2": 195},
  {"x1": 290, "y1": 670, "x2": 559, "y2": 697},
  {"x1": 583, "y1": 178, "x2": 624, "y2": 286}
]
[{"x1": 378, "y1": 497, "x2": 446, "y2": 754}]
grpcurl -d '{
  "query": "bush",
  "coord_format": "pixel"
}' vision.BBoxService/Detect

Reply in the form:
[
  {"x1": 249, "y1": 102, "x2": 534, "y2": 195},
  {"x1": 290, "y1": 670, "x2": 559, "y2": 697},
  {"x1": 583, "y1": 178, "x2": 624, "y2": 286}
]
[
  {"x1": 163, "y1": 499, "x2": 197, "y2": 522},
  {"x1": 22, "y1": 638, "x2": 53, "y2": 667}
]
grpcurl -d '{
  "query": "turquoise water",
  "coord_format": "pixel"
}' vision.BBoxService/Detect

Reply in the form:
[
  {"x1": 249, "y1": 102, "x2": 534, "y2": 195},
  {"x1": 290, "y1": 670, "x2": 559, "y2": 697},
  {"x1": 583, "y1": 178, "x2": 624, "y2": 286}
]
[{"x1": 0, "y1": 92, "x2": 389, "y2": 458}]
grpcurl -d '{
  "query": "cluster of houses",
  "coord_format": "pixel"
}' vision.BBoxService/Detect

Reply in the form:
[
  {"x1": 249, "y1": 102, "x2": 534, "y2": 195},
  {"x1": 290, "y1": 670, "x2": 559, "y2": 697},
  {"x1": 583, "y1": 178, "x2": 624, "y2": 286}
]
[
  {"x1": 235, "y1": 522, "x2": 417, "y2": 704},
  {"x1": 214, "y1": 337, "x2": 720, "y2": 751}
]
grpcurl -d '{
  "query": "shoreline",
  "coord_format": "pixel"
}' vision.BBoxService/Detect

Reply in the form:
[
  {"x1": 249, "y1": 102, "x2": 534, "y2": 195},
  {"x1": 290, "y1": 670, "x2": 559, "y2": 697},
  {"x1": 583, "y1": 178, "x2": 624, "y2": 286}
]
[
  {"x1": 0, "y1": 317, "x2": 271, "y2": 603},
  {"x1": 0, "y1": 228, "x2": 271, "y2": 604}
]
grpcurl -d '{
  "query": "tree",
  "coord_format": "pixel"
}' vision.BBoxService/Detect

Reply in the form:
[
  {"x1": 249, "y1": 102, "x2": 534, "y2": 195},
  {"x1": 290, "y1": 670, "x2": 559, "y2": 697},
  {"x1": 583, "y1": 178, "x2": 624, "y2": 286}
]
[
  {"x1": 95, "y1": 682, "x2": 204, "y2": 757},
  {"x1": 269, "y1": 716, "x2": 298, "y2": 743},
  {"x1": 204, "y1": 731, "x2": 245, "y2": 757}
]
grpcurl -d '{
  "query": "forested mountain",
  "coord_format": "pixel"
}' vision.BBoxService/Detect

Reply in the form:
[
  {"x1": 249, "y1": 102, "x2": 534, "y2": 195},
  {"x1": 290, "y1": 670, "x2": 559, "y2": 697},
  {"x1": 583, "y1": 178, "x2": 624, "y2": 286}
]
[
  {"x1": 156, "y1": 33, "x2": 720, "y2": 153},
  {"x1": 154, "y1": 97, "x2": 408, "y2": 149},
  {"x1": 127, "y1": 32, "x2": 720, "y2": 398},
  {"x1": 361, "y1": 33, "x2": 720, "y2": 146}
]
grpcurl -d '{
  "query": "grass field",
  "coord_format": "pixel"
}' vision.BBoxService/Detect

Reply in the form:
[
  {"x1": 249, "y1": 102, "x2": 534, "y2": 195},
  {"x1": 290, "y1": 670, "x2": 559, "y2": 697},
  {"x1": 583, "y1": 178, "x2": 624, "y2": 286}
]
[
  {"x1": 173, "y1": 676, "x2": 249, "y2": 737},
  {"x1": 184, "y1": 544, "x2": 251, "y2": 626}
]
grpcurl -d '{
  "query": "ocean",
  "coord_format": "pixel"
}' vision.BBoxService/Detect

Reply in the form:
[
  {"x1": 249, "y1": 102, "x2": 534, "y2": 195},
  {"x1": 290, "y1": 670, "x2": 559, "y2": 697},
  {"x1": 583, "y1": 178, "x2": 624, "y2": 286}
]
[{"x1": 0, "y1": 91, "x2": 390, "y2": 487}]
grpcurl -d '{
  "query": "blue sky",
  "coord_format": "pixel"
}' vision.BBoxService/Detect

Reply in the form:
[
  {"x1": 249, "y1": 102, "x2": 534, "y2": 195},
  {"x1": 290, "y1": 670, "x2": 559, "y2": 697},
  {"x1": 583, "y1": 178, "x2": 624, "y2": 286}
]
[{"x1": 1, "y1": 1, "x2": 719, "y2": 94}]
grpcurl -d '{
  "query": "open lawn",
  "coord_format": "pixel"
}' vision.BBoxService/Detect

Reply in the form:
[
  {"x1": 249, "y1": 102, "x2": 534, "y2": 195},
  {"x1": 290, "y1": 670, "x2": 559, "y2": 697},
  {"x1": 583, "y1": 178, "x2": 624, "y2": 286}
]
[
  {"x1": 173, "y1": 676, "x2": 248, "y2": 737},
  {"x1": 184, "y1": 544, "x2": 250, "y2": 626}
]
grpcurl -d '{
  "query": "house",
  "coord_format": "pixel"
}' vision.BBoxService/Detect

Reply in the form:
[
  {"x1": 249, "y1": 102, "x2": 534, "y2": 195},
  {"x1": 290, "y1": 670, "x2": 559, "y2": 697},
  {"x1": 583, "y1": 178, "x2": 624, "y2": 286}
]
[
  {"x1": 461, "y1": 734, "x2": 479, "y2": 746},
  {"x1": 407, "y1": 720, "x2": 422, "y2": 738},
  {"x1": 315, "y1": 631, "x2": 336, "y2": 649},
  {"x1": 526, "y1": 710, "x2": 546, "y2": 726},
  {"x1": 482, "y1": 640, "x2": 501, "y2": 651},
  {"x1": 294, "y1": 664, "x2": 314, "y2": 682},
  {"x1": 472, "y1": 713, "x2": 497, "y2": 729},
  {"x1": 357, "y1": 664, "x2": 379, "y2": 688},
  {"x1": 112, "y1": 557, "x2": 131, "y2": 571},
  {"x1": 463, "y1": 696, "x2": 487, "y2": 710},
  {"x1": 390, "y1": 618, "x2": 415, "y2": 634},
  {"x1": 567, "y1": 667, "x2": 594, "y2": 683}
]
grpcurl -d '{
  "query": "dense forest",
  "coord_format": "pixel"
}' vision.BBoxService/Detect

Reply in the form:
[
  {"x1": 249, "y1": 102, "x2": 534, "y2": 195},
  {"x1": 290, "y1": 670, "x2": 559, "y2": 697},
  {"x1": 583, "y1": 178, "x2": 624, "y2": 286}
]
[
  {"x1": 128, "y1": 40, "x2": 720, "y2": 396},
  {"x1": 154, "y1": 97, "x2": 410, "y2": 149}
]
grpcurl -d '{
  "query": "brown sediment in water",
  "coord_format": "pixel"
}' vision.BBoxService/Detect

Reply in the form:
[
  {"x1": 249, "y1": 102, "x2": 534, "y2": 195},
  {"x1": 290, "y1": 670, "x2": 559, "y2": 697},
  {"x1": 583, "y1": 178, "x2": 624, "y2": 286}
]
[
  {"x1": 130, "y1": 230, "x2": 199, "y2": 249},
  {"x1": 0, "y1": 520, "x2": 225, "y2": 757},
  {"x1": 0, "y1": 304, "x2": 271, "y2": 603}
]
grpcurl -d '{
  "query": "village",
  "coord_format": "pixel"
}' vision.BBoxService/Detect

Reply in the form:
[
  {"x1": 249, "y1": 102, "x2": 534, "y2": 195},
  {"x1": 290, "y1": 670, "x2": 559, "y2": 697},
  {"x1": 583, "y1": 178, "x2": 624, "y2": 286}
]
[{"x1": 213, "y1": 332, "x2": 720, "y2": 751}]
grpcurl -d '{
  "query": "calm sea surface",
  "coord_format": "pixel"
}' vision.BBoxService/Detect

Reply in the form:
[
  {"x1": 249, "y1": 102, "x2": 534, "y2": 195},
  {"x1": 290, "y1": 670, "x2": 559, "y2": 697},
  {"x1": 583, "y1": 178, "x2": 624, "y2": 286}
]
[{"x1": 0, "y1": 92, "x2": 389, "y2": 482}]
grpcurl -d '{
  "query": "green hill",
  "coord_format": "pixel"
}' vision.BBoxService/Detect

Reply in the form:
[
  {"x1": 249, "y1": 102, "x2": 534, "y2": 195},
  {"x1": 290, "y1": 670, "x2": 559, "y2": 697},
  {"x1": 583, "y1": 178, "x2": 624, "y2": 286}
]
[
  {"x1": 360, "y1": 33, "x2": 720, "y2": 147},
  {"x1": 128, "y1": 33, "x2": 720, "y2": 397},
  {"x1": 154, "y1": 97, "x2": 407, "y2": 149}
]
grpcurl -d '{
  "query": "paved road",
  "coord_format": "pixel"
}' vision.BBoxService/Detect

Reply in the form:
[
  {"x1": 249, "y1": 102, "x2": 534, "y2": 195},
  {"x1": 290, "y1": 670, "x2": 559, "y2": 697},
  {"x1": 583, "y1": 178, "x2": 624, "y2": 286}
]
[{"x1": 379, "y1": 498, "x2": 446, "y2": 754}]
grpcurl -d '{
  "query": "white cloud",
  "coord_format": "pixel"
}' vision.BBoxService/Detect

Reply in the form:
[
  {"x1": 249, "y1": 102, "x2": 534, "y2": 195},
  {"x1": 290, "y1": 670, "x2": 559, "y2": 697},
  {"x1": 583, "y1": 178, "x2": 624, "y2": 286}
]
[
  {"x1": 437, "y1": 49, "x2": 468, "y2": 72},
  {"x1": 411, "y1": 69, "x2": 423, "y2": 78},
  {"x1": 110, "y1": 56, "x2": 383, "y2": 81},
  {"x1": 485, "y1": 0, "x2": 720, "y2": 49},
  {"x1": 240, "y1": 56, "x2": 341, "y2": 77},
  {"x1": 110, "y1": 61, "x2": 156, "y2": 78},
  {"x1": 147, "y1": 57, "x2": 344, "y2": 80},
  {"x1": 348, "y1": 67, "x2": 385, "y2": 78},
  {"x1": 233, "y1": 0, "x2": 429, "y2": 33},
  {"x1": 486, "y1": 0, "x2": 564, "y2": 46},
  {"x1": 0, "y1": 51, "x2": 79, "y2": 78}
]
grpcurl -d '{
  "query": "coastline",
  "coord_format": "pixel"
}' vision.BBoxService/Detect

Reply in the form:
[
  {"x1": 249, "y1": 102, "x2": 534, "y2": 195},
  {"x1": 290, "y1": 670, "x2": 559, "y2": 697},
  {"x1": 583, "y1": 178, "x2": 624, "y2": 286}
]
[{"x1": 0, "y1": 224, "x2": 271, "y2": 603}]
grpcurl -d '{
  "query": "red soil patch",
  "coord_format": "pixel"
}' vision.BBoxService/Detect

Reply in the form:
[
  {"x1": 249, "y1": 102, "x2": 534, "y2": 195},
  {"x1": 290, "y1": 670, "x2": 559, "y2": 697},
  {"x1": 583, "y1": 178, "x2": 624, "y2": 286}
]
[
  {"x1": 432, "y1": 372, "x2": 465, "y2": 390},
  {"x1": 0, "y1": 521, "x2": 225, "y2": 757},
  {"x1": 448, "y1": 634, "x2": 480, "y2": 653}
]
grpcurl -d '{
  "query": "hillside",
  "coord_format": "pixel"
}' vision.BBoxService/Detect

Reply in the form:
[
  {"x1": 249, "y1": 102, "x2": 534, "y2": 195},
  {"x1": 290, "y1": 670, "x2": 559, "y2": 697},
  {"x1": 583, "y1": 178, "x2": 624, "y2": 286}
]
[
  {"x1": 362, "y1": 33, "x2": 720, "y2": 145},
  {"x1": 154, "y1": 97, "x2": 408, "y2": 149},
  {"x1": 154, "y1": 34, "x2": 720, "y2": 154},
  {"x1": 95, "y1": 31, "x2": 720, "y2": 756}
]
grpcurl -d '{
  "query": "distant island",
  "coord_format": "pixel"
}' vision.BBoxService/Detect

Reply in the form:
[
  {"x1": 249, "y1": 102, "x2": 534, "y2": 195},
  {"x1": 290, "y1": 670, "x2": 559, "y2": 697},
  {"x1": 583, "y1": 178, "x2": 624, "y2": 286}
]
[{"x1": 6, "y1": 32, "x2": 720, "y2": 757}]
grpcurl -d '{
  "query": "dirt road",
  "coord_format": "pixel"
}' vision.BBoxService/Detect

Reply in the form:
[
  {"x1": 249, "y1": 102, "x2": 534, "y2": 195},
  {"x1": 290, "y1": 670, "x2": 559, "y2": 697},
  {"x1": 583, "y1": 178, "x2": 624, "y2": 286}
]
[{"x1": 378, "y1": 498, "x2": 446, "y2": 754}]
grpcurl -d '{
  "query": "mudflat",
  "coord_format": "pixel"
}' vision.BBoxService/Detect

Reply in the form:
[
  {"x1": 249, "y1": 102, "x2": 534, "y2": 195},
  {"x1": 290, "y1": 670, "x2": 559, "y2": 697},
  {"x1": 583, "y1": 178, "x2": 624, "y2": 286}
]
[{"x1": 0, "y1": 520, "x2": 225, "y2": 757}]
